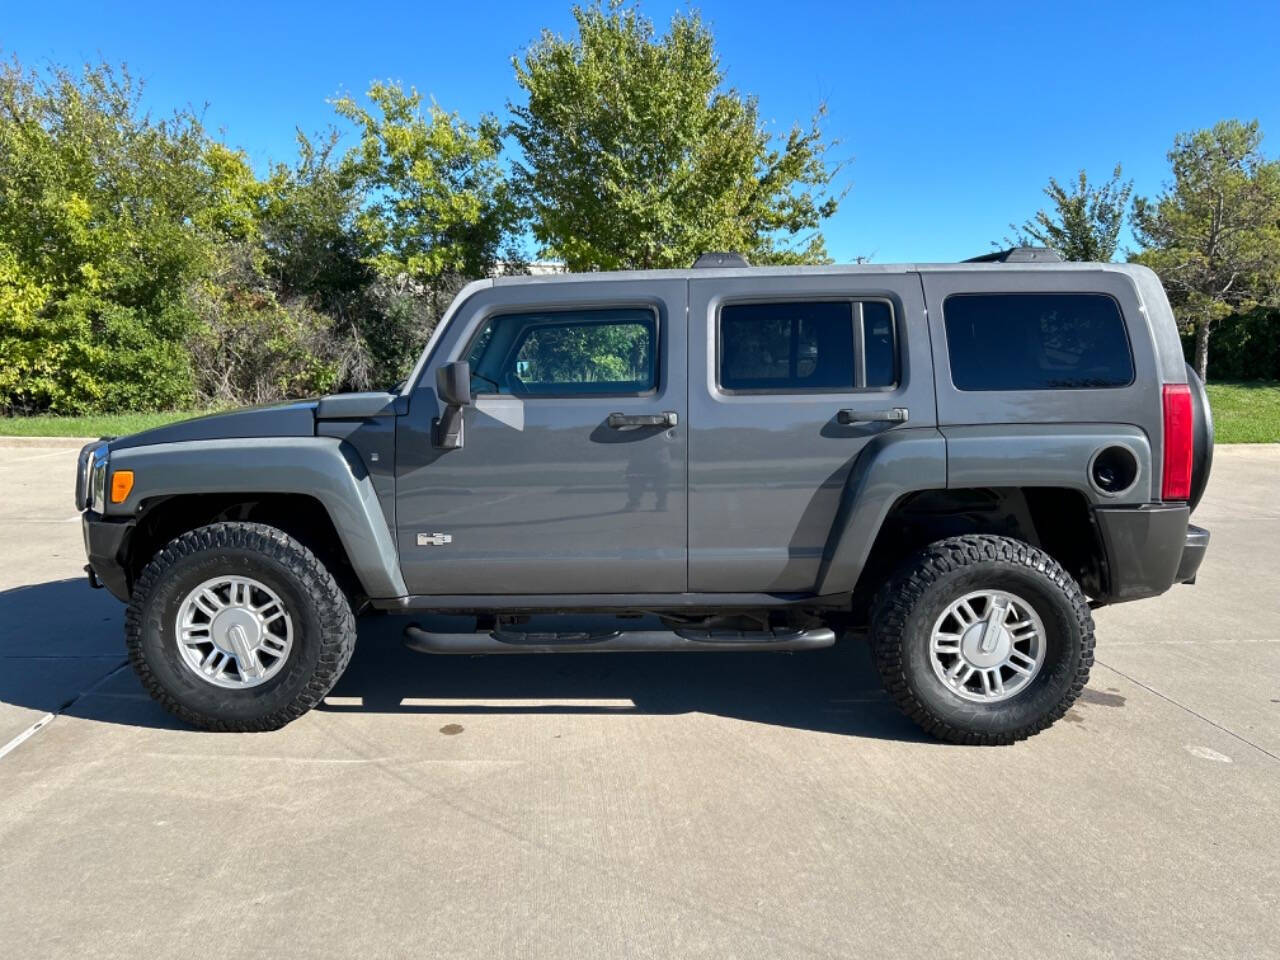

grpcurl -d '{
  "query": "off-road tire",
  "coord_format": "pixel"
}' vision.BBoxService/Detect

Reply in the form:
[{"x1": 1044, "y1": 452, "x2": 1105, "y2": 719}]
[
  {"x1": 871, "y1": 534, "x2": 1094, "y2": 745},
  {"x1": 125, "y1": 522, "x2": 356, "y2": 731}
]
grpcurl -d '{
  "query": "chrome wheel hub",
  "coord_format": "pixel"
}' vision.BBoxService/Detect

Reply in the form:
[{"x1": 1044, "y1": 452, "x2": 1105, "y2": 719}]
[
  {"x1": 176, "y1": 576, "x2": 294, "y2": 689},
  {"x1": 929, "y1": 589, "x2": 1045, "y2": 703}
]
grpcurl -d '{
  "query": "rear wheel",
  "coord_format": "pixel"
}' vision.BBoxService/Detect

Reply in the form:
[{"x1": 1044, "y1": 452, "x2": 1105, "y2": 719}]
[
  {"x1": 126, "y1": 521, "x2": 356, "y2": 731},
  {"x1": 871, "y1": 534, "x2": 1094, "y2": 745}
]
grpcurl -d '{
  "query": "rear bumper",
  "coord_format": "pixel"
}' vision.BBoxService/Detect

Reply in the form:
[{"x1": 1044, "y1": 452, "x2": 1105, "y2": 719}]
[
  {"x1": 1092, "y1": 504, "x2": 1208, "y2": 604},
  {"x1": 81, "y1": 512, "x2": 134, "y2": 602},
  {"x1": 1175, "y1": 523, "x2": 1210, "y2": 584}
]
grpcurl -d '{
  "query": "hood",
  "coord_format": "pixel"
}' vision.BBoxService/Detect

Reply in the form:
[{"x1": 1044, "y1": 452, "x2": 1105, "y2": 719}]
[
  {"x1": 108, "y1": 400, "x2": 319, "y2": 451},
  {"x1": 106, "y1": 391, "x2": 402, "y2": 452}
]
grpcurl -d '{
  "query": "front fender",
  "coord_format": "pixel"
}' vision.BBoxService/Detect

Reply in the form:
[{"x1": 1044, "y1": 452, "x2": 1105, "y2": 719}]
[
  {"x1": 814, "y1": 428, "x2": 948, "y2": 595},
  {"x1": 104, "y1": 437, "x2": 407, "y2": 599}
]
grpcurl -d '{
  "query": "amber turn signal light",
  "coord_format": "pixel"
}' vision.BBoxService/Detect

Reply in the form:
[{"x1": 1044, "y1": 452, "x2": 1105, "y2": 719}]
[{"x1": 109, "y1": 470, "x2": 134, "y2": 504}]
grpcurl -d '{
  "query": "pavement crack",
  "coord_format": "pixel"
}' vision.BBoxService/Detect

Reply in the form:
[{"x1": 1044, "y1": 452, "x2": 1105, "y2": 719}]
[
  {"x1": 1095, "y1": 659, "x2": 1280, "y2": 764},
  {"x1": 56, "y1": 658, "x2": 130, "y2": 712}
]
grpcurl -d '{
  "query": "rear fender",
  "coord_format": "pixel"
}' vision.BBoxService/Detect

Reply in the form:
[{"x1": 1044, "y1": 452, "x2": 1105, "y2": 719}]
[{"x1": 944, "y1": 424, "x2": 1154, "y2": 504}]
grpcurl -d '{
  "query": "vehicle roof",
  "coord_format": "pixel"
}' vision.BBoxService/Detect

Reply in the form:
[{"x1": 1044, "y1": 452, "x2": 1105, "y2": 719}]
[{"x1": 488, "y1": 260, "x2": 1155, "y2": 287}]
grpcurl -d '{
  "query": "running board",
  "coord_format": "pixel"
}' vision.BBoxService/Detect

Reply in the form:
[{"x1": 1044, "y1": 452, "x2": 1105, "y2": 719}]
[{"x1": 403, "y1": 624, "x2": 836, "y2": 655}]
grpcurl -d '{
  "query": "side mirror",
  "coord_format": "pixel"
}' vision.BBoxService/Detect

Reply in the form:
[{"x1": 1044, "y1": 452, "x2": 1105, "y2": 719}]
[
  {"x1": 434, "y1": 361, "x2": 471, "y2": 449},
  {"x1": 436, "y1": 361, "x2": 472, "y2": 407}
]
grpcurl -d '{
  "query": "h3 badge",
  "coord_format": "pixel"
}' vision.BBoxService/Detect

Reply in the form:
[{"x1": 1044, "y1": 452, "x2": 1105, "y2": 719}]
[{"x1": 417, "y1": 532, "x2": 453, "y2": 547}]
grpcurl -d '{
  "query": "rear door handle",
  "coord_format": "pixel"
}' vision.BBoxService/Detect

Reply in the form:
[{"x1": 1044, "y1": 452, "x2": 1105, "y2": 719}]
[
  {"x1": 836, "y1": 407, "x2": 909, "y2": 424},
  {"x1": 607, "y1": 411, "x2": 678, "y2": 429}
]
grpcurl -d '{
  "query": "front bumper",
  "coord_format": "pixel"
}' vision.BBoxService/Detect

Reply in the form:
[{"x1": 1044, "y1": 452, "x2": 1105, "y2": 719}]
[
  {"x1": 1093, "y1": 504, "x2": 1209, "y2": 604},
  {"x1": 81, "y1": 512, "x2": 135, "y2": 602}
]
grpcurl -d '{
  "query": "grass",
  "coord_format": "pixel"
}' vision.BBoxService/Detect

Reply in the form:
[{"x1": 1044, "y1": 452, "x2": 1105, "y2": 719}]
[
  {"x1": 0, "y1": 409, "x2": 213, "y2": 438},
  {"x1": 1204, "y1": 381, "x2": 1280, "y2": 444},
  {"x1": 2, "y1": 383, "x2": 1278, "y2": 443}
]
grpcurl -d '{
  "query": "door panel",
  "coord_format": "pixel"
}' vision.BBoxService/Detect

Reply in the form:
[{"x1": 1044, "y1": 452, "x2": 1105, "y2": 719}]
[
  {"x1": 687, "y1": 274, "x2": 935, "y2": 593},
  {"x1": 396, "y1": 279, "x2": 687, "y2": 596}
]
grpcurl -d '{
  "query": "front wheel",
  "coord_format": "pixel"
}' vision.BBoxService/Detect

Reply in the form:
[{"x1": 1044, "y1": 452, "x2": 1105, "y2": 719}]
[
  {"x1": 871, "y1": 535, "x2": 1094, "y2": 745},
  {"x1": 125, "y1": 522, "x2": 356, "y2": 731}
]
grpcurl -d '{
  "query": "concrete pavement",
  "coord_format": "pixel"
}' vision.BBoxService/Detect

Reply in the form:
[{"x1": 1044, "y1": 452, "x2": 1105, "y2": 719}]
[{"x1": 0, "y1": 441, "x2": 1276, "y2": 959}]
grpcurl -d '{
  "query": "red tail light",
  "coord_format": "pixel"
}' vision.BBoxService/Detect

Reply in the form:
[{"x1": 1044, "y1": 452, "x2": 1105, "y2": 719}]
[{"x1": 1162, "y1": 383, "x2": 1193, "y2": 500}]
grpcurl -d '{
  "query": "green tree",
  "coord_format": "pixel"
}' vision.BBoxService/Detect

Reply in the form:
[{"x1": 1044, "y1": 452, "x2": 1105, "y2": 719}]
[
  {"x1": 0, "y1": 59, "x2": 215, "y2": 412},
  {"x1": 330, "y1": 82, "x2": 520, "y2": 381},
  {"x1": 187, "y1": 131, "x2": 390, "y2": 402},
  {"x1": 257, "y1": 131, "x2": 383, "y2": 387},
  {"x1": 509, "y1": 1, "x2": 842, "y2": 271},
  {"x1": 1004, "y1": 165, "x2": 1132, "y2": 261},
  {"x1": 333, "y1": 82, "x2": 517, "y2": 299},
  {"x1": 1132, "y1": 119, "x2": 1280, "y2": 379}
]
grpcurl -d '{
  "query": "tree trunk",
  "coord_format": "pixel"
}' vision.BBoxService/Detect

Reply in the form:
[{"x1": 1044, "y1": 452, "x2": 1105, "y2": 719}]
[{"x1": 1194, "y1": 321, "x2": 1211, "y2": 381}]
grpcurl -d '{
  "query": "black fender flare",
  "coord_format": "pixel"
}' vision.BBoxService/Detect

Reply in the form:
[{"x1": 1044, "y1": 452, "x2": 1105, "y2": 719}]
[
  {"x1": 103, "y1": 437, "x2": 408, "y2": 599},
  {"x1": 814, "y1": 429, "x2": 948, "y2": 595}
]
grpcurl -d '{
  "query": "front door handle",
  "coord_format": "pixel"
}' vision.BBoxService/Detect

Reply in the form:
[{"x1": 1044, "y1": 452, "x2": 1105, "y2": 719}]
[
  {"x1": 836, "y1": 407, "x2": 909, "y2": 424},
  {"x1": 607, "y1": 411, "x2": 678, "y2": 429}
]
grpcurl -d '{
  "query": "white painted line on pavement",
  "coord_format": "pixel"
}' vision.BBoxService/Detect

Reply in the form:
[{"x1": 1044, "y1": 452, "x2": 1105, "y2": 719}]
[
  {"x1": 0, "y1": 661, "x2": 129, "y2": 764},
  {"x1": 1185, "y1": 744, "x2": 1233, "y2": 763},
  {"x1": 0, "y1": 713, "x2": 56, "y2": 761}
]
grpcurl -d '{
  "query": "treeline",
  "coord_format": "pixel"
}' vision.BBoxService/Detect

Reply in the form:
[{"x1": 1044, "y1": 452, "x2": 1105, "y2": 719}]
[
  {"x1": 0, "y1": 3, "x2": 840, "y2": 414},
  {"x1": 3, "y1": 2, "x2": 1278, "y2": 416}
]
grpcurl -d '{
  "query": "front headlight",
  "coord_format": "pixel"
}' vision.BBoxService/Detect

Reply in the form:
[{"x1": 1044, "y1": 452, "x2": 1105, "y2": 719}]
[
  {"x1": 76, "y1": 442, "x2": 109, "y2": 512},
  {"x1": 91, "y1": 453, "x2": 108, "y2": 513}
]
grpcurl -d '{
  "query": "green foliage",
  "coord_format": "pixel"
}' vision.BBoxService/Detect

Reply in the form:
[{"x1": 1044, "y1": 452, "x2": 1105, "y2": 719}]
[
  {"x1": 261, "y1": 132, "x2": 373, "y2": 306},
  {"x1": 333, "y1": 82, "x2": 517, "y2": 294},
  {"x1": 0, "y1": 19, "x2": 853, "y2": 417},
  {"x1": 186, "y1": 245, "x2": 347, "y2": 406},
  {"x1": 0, "y1": 59, "x2": 211, "y2": 412},
  {"x1": 1005, "y1": 165, "x2": 1132, "y2": 262},
  {"x1": 1182, "y1": 307, "x2": 1280, "y2": 381},
  {"x1": 509, "y1": 1, "x2": 841, "y2": 270},
  {"x1": 1132, "y1": 119, "x2": 1280, "y2": 379}
]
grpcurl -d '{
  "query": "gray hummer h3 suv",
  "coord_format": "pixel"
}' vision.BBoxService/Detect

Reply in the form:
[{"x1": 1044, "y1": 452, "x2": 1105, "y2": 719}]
[{"x1": 76, "y1": 248, "x2": 1212, "y2": 744}]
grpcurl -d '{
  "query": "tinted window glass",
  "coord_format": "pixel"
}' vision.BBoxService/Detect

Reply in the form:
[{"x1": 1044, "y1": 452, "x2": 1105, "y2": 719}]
[
  {"x1": 466, "y1": 309, "x2": 656, "y2": 396},
  {"x1": 944, "y1": 293, "x2": 1133, "y2": 391},
  {"x1": 862, "y1": 300, "x2": 896, "y2": 388},
  {"x1": 720, "y1": 302, "x2": 855, "y2": 391}
]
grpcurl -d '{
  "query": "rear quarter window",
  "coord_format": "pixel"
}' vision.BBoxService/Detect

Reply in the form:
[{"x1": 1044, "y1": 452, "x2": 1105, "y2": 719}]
[{"x1": 943, "y1": 293, "x2": 1134, "y2": 391}]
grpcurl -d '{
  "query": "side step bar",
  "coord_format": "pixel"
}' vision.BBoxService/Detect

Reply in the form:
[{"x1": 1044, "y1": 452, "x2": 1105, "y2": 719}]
[{"x1": 403, "y1": 624, "x2": 836, "y2": 655}]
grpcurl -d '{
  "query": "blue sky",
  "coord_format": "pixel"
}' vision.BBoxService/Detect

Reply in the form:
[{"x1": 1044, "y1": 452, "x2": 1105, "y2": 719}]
[{"x1": 5, "y1": 0, "x2": 1279, "y2": 263}]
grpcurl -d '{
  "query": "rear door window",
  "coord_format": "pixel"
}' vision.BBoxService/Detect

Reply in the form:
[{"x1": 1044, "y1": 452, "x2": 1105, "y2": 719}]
[
  {"x1": 943, "y1": 293, "x2": 1134, "y2": 391},
  {"x1": 718, "y1": 300, "x2": 896, "y2": 392}
]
